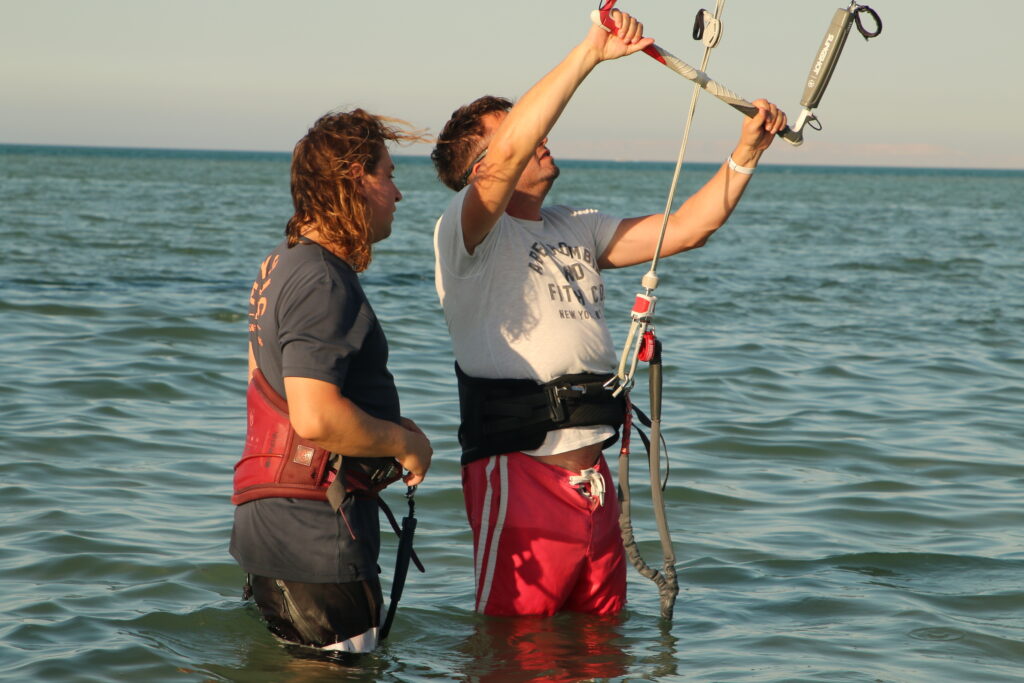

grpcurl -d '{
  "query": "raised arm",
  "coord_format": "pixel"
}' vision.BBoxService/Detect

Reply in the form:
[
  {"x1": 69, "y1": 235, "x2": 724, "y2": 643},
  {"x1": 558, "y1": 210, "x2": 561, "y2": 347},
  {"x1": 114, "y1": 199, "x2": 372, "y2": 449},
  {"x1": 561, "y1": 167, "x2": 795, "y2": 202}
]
[
  {"x1": 598, "y1": 98, "x2": 787, "y2": 269},
  {"x1": 460, "y1": 12, "x2": 654, "y2": 253}
]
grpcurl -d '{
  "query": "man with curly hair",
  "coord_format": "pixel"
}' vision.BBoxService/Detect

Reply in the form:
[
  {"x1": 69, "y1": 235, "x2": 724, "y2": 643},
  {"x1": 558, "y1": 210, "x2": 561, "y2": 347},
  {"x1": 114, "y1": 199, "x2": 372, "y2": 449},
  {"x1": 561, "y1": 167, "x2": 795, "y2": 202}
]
[{"x1": 231, "y1": 109, "x2": 433, "y2": 652}]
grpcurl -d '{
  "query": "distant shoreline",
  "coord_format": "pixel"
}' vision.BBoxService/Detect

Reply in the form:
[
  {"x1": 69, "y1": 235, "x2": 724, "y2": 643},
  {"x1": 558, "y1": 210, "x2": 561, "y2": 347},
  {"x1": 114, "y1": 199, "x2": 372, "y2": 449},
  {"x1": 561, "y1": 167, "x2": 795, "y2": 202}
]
[{"x1": 2, "y1": 142, "x2": 1022, "y2": 174}]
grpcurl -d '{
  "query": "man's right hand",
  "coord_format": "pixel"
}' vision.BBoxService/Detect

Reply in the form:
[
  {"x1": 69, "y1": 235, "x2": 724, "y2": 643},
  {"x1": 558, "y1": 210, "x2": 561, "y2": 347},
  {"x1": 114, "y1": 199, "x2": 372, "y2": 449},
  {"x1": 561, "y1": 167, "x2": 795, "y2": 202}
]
[
  {"x1": 286, "y1": 377, "x2": 433, "y2": 485},
  {"x1": 398, "y1": 417, "x2": 433, "y2": 486}
]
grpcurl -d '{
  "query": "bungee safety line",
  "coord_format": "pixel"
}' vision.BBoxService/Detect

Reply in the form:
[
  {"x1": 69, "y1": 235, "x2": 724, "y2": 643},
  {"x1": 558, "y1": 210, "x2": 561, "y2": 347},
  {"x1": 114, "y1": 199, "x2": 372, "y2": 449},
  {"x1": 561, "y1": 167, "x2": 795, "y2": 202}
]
[{"x1": 595, "y1": 0, "x2": 882, "y2": 621}]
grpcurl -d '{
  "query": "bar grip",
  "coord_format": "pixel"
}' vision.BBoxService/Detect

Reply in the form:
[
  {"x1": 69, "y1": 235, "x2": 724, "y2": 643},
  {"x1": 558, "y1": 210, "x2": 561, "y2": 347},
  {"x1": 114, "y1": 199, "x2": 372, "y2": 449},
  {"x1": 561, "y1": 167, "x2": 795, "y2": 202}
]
[{"x1": 591, "y1": 9, "x2": 803, "y2": 146}]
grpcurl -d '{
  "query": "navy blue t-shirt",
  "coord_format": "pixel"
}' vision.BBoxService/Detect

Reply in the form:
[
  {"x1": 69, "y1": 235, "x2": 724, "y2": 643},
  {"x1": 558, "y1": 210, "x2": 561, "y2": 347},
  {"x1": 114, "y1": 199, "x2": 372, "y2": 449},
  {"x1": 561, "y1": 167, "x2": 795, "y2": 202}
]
[{"x1": 230, "y1": 238, "x2": 399, "y2": 583}]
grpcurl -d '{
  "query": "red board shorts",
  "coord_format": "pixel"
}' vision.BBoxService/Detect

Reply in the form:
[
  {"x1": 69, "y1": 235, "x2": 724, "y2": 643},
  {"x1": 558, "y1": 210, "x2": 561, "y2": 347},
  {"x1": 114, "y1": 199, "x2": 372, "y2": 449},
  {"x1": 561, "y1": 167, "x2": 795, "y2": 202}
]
[{"x1": 462, "y1": 451, "x2": 626, "y2": 616}]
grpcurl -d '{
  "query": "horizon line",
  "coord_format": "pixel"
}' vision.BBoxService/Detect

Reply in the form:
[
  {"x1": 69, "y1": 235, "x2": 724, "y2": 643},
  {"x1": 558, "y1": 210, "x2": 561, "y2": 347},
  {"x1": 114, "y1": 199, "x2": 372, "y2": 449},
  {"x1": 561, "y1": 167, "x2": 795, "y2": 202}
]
[{"x1": 2, "y1": 141, "x2": 1021, "y2": 173}]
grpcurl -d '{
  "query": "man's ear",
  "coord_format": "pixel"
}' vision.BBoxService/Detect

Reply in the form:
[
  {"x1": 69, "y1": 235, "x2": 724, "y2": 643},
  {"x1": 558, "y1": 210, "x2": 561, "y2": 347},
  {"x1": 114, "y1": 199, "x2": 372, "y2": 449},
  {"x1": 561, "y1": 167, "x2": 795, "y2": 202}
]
[{"x1": 350, "y1": 162, "x2": 365, "y2": 181}]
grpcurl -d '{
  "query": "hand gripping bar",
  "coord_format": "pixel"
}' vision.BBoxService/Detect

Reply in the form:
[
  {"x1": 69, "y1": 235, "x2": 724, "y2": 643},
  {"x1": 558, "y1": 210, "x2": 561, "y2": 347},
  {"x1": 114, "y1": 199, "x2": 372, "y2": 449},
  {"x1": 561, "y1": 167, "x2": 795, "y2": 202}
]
[{"x1": 594, "y1": 1, "x2": 804, "y2": 146}]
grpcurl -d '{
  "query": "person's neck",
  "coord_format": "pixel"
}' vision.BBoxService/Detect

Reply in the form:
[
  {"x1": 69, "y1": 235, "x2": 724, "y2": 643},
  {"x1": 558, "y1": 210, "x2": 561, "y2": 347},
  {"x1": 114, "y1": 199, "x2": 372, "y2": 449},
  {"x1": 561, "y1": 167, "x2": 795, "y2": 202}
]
[
  {"x1": 300, "y1": 229, "x2": 353, "y2": 266},
  {"x1": 505, "y1": 187, "x2": 548, "y2": 221}
]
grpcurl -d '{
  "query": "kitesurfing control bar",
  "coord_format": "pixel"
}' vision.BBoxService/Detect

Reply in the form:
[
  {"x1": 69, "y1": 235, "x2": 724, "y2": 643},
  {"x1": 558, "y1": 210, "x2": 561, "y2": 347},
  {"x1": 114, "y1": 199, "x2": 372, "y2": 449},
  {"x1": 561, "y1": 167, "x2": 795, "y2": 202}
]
[
  {"x1": 595, "y1": 1, "x2": 882, "y2": 146},
  {"x1": 594, "y1": 1, "x2": 804, "y2": 146}
]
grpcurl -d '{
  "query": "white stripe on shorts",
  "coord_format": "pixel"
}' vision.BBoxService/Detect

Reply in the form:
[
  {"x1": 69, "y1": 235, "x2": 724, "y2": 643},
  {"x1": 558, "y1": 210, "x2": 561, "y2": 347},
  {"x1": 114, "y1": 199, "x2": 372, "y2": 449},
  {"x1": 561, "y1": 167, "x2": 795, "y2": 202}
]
[{"x1": 476, "y1": 455, "x2": 509, "y2": 613}]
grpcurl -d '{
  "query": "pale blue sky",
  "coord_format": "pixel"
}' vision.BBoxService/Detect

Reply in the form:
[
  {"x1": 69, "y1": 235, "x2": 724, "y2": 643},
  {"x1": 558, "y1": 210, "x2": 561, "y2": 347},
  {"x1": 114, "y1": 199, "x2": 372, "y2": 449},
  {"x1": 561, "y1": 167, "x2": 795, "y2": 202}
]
[{"x1": 3, "y1": 0, "x2": 1021, "y2": 168}]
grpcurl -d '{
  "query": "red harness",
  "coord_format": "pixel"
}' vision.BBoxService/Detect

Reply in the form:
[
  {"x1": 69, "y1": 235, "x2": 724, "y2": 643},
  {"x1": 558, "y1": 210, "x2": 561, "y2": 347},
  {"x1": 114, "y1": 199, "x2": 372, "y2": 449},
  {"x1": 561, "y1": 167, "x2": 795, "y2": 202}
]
[
  {"x1": 233, "y1": 369, "x2": 403, "y2": 507},
  {"x1": 232, "y1": 369, "x2": 334, "y2": 505}
]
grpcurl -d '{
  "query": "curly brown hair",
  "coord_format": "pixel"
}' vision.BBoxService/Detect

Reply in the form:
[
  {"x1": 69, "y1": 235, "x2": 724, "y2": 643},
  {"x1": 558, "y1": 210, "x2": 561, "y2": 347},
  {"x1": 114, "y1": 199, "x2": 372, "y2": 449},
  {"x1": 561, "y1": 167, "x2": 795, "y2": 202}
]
[
  {"x1": 430, "y1": 96, "x2": 512, "y2": 191},
  {"x1": 286, "y1": 109, "x2": 426, "y2": 271}
]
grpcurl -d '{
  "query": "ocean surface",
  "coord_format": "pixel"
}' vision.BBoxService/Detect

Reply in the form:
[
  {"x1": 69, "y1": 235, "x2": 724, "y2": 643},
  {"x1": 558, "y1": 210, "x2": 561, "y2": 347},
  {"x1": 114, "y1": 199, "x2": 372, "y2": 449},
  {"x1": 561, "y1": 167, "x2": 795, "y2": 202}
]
[{"x1": 1, "y1": 143, "x2": 1021, "y2": 682}]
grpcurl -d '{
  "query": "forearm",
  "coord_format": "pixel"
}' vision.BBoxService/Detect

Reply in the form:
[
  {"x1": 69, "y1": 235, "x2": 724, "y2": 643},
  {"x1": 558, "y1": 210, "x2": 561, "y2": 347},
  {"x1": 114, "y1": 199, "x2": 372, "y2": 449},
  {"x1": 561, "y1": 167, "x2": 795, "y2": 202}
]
[
  {"x1": 284, "y1": 377, "x2": 413, "y2": 460},
  {"x1": 465, "y1": 40, "x2": 604, "y2": 241},
  {"x1": 663, "y1": 144, "x2": 762, "y2": 247},
  {"x1": 464, "y1": 15, "x2": 651, "y2": 247},
  {"x1": 305, "y1": 404, "x2": 412, "y2": 460},
  {"x1": 489, "y1": 42, "x2": 600, "y2": 169},
  {"x1": 598, "y1": 146, "x2": 761, "y2": 268},
  {"x1": 294, "y1": 391, "x2": 431, "y2": 485},
  {"x1": 655, "y1": 98, "x2": 783, "y2": 256},
  {"x1": 478, "y1": 17, "x2": 649, "y2": 199}
]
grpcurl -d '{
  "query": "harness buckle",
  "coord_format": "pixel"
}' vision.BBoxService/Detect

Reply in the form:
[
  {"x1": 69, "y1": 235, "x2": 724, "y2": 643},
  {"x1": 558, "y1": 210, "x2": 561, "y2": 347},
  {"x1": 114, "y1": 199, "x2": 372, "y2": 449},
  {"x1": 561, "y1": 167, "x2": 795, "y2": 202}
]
[{"x1": 546, "y1": 383, "x2": 587, "y2": 423}]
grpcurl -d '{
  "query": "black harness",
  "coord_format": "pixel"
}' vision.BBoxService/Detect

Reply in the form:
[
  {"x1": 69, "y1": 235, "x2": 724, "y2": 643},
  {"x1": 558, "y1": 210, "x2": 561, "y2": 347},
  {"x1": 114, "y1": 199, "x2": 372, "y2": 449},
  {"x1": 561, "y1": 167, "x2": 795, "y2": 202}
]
[{"x1": 454, "y1": 363, "x2": 627, "y2": 464}]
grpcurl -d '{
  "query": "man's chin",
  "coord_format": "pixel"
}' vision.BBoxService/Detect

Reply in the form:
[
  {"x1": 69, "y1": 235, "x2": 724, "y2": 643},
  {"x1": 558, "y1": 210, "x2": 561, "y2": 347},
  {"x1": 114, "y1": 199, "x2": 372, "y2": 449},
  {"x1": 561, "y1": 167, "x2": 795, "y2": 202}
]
[{"x1": 370, "y1": 225, "x2": 393, "y2": 244}]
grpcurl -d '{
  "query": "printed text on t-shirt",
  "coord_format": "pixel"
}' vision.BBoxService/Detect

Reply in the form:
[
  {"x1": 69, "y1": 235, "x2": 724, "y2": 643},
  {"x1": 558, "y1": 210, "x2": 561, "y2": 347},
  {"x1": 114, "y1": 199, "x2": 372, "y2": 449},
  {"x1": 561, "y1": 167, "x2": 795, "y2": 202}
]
[
  {"x1": 248, "y1": 253, "x2": 279, "y2": 347},
  {"x1": 529, "y1": 240, "x2": 605, "y2": 318}
]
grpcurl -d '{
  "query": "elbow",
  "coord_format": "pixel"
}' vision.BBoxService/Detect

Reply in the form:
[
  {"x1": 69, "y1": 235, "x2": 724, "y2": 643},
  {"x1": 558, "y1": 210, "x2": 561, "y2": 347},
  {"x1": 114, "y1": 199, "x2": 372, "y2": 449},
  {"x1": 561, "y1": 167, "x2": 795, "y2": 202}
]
[
  {"x1": 665, "y1": 231, "x2": 713, "y2": 256},
  {"x1": 664, "y1": 211, "x2": 724, "y2": 254},
  {"x1": 290, "y1": 411, "x2": 329, "y2": 444},
  {"x1": 689, "y1": 220, "x2": 728, "y2": 249}
]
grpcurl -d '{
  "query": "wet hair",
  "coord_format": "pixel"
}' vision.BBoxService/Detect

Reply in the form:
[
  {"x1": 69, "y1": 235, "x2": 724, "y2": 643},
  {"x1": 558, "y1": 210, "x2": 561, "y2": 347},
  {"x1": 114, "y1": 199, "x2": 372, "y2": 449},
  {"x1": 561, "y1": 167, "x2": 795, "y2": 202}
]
[
  {"x1": 286, "y1": 109, "x2": 425, "y2": 272},
  {"x1": 430, "y1": 96, "x2": 513, "y2": 191}
]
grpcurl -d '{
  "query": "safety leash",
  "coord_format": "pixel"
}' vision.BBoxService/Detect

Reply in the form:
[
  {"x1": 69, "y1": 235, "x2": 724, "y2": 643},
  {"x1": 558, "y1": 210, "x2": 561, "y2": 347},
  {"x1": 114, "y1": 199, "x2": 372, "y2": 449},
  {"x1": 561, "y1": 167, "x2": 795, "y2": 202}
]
[
  {"x1": 379, "y1": 486, "x2": 421, "y2": 641},
  {"x1": 617, "y1": 341, "x2": 678, "y2": 619}
]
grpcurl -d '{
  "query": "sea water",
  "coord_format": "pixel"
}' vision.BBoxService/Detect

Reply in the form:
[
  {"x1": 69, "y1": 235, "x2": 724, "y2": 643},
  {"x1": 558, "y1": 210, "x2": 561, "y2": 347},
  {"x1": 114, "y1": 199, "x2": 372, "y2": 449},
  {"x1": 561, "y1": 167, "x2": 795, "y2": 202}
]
[{"x1": 1, "y1": 145, "x2": 1022, "y2": 682}]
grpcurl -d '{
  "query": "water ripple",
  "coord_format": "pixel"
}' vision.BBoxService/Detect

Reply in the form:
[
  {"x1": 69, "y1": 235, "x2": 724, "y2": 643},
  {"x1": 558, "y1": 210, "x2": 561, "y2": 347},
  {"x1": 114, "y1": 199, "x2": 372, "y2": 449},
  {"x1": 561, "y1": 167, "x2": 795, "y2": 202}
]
[{"x1": 3, "y1": 151, "x2": 1023, "y2": 681}]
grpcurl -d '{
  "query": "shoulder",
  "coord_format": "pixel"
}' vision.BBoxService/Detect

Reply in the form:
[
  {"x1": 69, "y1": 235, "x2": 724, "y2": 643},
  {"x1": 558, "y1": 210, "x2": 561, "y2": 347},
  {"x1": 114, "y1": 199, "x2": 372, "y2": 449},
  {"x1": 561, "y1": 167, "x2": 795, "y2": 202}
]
[
  {"x1": 435, "y1": 188, "x2": 510, "y2": 272},
  {"x1": 435, "y1": 189, "x2": 467, "y2": 247},
  {"x1": 438, "y1": 187, "x2": 470, "y2": 222},
  {"x1": 542, "y1": 204, "x2": 610, "y2": 232},
  {"x1": 546, "y1": 204, "x2": 600, "y2": 217},
  {"x1": 542, "y1": 205, "x2": 622, "y2": 258},
  {"x1": 277, "y1": 242, "x2": 361, "y2": 300}
]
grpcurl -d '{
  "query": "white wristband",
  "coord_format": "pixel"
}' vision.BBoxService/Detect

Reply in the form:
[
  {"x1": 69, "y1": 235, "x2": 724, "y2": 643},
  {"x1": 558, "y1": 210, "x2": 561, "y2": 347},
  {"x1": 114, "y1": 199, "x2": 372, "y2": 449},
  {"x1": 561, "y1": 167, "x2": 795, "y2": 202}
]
[{"x1": 727, "y1": 155, "x2": 756, "y2": 175}]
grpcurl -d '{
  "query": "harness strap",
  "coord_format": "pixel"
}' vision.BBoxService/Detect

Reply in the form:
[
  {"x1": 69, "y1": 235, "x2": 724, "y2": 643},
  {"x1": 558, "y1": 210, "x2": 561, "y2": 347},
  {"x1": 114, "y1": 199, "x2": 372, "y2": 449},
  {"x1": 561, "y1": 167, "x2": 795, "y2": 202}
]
[{"x1": 235, "y1": 370, "x2": 402, "y2": 513}]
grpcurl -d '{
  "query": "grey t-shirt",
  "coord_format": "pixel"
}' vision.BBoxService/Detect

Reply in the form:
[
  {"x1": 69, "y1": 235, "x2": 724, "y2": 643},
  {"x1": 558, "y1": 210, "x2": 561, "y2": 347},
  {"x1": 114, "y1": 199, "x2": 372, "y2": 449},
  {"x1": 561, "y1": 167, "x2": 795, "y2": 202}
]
[{"x1": 230, "y1": 238, "x2": 399, "y2": 583}]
